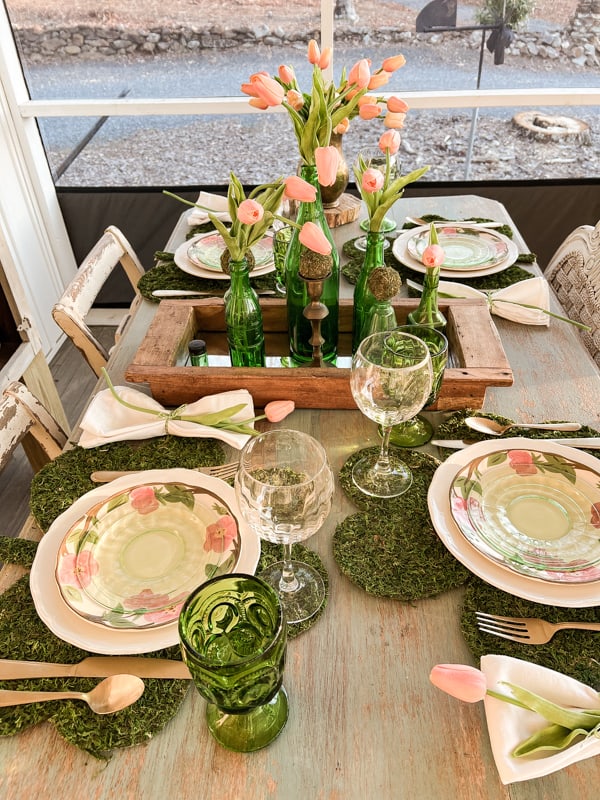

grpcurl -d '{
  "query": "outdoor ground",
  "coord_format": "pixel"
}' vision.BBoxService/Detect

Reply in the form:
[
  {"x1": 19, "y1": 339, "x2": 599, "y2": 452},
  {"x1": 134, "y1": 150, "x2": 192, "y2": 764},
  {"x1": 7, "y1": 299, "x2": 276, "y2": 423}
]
[{"x1": 6, "y1": 0, "x2": 580, "y2": 32}]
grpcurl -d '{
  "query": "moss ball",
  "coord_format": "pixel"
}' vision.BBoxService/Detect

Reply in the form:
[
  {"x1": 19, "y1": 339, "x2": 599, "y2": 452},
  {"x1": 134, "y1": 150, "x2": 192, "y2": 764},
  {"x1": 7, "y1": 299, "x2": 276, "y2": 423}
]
[
  {"x1": 299, "y1": 250, "x2": 333, "y2": 280},
  {"x1": 367, "y1": 266, "x2": 402, "y2": 300},
  {"x1": 220, "y1": 248, "x2": 255, "y2": 275}
]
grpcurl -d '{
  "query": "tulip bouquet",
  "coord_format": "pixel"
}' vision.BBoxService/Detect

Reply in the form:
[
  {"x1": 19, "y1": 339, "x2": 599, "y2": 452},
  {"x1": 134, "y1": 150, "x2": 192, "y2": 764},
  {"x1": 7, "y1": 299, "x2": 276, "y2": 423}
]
[
  {"x1": 165, "y1": 172, "x2": 332, "y2": 263},
  {"x1": 242, "y1": 39, "x2": 413, "y2": 186},
  {"x1": 354, "y1": 130, "x2": 429, "y2": 234},
  {"x1": 430, "y1": 663, "x2": 600, "y2": 757}
]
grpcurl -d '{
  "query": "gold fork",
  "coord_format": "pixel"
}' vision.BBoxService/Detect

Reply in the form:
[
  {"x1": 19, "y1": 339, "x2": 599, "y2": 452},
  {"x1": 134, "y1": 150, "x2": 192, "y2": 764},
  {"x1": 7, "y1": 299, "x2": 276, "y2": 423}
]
[
  {"x1": 475, "y1": 612, "x2": 600, "y2": 644},
  {"x1": 90, "y1": 461, "x2": 239, "y2": 484}
]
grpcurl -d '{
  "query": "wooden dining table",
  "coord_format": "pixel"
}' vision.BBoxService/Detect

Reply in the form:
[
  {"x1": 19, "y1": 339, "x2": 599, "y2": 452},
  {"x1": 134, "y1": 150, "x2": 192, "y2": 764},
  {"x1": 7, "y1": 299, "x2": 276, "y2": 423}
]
[{"x1": 1, "y1": 194, "x2": 599, "y2": 799}]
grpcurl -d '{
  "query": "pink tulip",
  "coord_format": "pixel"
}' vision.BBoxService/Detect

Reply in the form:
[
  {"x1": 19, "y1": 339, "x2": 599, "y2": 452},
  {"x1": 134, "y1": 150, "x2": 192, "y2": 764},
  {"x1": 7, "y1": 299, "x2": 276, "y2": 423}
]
[
  {"x1": 284, "y1": 175, "x2": 317, "y2": 202},
  {"x1": 241, "y1": 81, "x2": 260, "y2": 98},
  {"x1": 278, "y1": 64, "x2": 295, "y2": 84},
  {"x1": 315, "y1": 146, "x2": 340, "y2": 187},
  {"x1": 237, "y1": 199, "x2": 264, "y2": 225},
  {"x1": 334, "y1": 117, "x2": 350, "y2": 135},
  {"x1": 348, "y1": 58, "x2": 371, "y2": 89},
  {"x1": 307, "y1": 39, "x2": 321, "y2": 64},
  {"x1": 368, "y1": 71, "x2": 390, "y2": 90},
  {"x1": 299, "y1": 222, "x2": 332, "y2": 255},
  {"x1": 249, "y1": 97, "x2": 269, "y2": 110},
  {"x1": 384, "y1": 111, "x2": 407, "y2": 129},
  {"x1": 264, "y1": 400, "x2": 295, "y2": 423},
  {"x1": 422, "y1": 244, "x2": 445, "y2": 267},
  {"x1": 381, "y1": 54, "x2": 406, "y2": 72},
  {"x1": 319, "y1": 47, "x2": 332, "y2": 70},
  {"x1": 358, "y1": 103, "x2": 382, "y2": 120},
  {"x1": 286, "y1": 89, "x2": 304, "y2": 111},
  {"x1": 361, "y1": 168, "x2": 385, "y2": 194},
  {"x1": 251, "y1": 74, "x2": 285, "y2": 107},
  {"x1": 378, "y1": 130, "x2": 401, "y2": 155},
  {"x1": 429, "y1": 664, "x2": 487, "y2": 703},
  {"x1": 387, "y1": 95, "x2": 410, "y2": 114}
]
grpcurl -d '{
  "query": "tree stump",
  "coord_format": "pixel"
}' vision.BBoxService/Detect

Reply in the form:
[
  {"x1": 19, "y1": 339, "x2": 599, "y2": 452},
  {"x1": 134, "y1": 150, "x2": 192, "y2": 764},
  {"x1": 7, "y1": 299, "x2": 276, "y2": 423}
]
[{"x1": 512, "y1": 111, "x2": 591, "y2": 144}]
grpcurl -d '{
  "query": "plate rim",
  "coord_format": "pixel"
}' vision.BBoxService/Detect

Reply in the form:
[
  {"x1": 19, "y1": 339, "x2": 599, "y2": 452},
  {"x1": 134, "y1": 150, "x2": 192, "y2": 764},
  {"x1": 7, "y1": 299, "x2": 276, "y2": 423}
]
[
  {"x1": 30, "y1": 469, "x2": 260, "y2": 654},
  {"x1": 406, "y1": 225, "x2": 509, "y2": 269},
  {"x1": 175, "y1": 232, "x2": 275, "y2": 280},
  {"x1": 427, "y1": 437, "x2": 600, "y2": 606}
]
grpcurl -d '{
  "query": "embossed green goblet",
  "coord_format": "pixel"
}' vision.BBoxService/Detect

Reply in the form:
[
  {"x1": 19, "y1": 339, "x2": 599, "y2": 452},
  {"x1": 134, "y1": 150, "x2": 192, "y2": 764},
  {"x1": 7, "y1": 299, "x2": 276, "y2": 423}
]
[{"x1": 179, "y1": 573, "x2": 288, "y2": 752}]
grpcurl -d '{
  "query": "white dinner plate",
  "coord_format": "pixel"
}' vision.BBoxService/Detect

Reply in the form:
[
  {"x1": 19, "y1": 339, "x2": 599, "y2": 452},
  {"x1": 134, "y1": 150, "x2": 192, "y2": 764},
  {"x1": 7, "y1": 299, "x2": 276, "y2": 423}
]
[
  {"x1": 392, "y1": 225, "x2": 519, "y2": 279},
  {"x1": 175, "y1": 232, "x2": 275, "y2": 281},
  {"x1": 30, "y1": 469, "x2": 261, "y2": 654},
  {"x1": 427, "y1": 438, "x2": 600, "y2": 607}
]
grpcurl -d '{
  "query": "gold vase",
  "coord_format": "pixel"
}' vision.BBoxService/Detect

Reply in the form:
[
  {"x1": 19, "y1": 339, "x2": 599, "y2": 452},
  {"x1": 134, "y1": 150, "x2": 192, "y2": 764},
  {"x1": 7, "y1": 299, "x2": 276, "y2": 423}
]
[{"x1": 320, "y1": 132, "x2": 349, "y2": 209}]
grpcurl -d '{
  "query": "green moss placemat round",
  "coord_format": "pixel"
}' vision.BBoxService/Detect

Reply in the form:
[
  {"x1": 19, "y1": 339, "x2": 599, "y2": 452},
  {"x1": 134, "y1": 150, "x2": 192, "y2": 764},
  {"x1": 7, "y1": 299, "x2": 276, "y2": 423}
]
[
  {"x1": 461, "y1": 577, "x2": 600, "y2": 688},
  {"x1": 138, "y1": 262, "x2": 281, "y2": 303},
  {"x1": 258, "y1": 541, "x2": 328, "y2": 638},
  {"x1": 333, "y1": 447, "x2": 470, "y2": 599},
  {"x1": 0, "y1": 573, "x2": 187, "y2": 760},
  {"x1": 30, "y1": 436, "x2": 226, "y2": 532}
]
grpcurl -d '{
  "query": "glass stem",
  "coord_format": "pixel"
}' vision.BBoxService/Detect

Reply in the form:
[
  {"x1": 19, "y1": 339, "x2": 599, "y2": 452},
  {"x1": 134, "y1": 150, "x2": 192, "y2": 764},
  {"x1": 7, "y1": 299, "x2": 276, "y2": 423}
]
[
  {"x1": 279, "y1": 543, "x2": 300, "y2": 593},
  {"x1": 375, "y1": 425, "x2": 393, "y2": 475}
]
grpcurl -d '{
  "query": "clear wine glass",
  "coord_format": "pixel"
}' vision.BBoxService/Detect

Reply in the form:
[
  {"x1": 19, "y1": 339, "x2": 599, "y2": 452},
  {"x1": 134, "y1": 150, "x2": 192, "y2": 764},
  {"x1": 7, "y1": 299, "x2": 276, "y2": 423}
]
[
  {"x1": 355, "y1": 151, "x2": 399, "y2": 252},
  {"x1": 234, "y1": 429, "x2": 334, "y2": 624},
  {"x1": 350, "y1": 330, "x2": 433, "y2": 498}
]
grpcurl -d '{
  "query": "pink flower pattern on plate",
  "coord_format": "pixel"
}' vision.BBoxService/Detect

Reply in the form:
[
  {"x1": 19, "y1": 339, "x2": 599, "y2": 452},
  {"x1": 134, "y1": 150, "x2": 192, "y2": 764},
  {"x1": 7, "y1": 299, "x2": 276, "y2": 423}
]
[
  {"x1": 58, "y1": 550, "x2": 99, "y2": 589},
  {"x1": 507, "y1": 450, "x2": 537, "y2": 476},
  {"x1": 129, "y1": 486, "x2": 160, "y2": 514},
  {"x1": 204, "y1": 515, "x2": 238, "y2": 553}
]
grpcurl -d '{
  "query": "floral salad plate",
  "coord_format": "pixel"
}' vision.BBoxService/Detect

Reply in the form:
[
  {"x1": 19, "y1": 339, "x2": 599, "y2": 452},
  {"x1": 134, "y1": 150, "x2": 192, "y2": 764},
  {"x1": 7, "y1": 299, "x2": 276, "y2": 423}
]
[
  {"x1": 449, "y1": 448, "x2": 600, "y2": 583},
  {"x1": 392, "y1": 224, "x2": 519, "y2": 279},
  {"x1": 55, "y1": 481, "x2": 242, "y2": 629},
  {"x1": 175, "y1": 231, "x2": 275, "y2": 280},
  {"x1": 30, "y1": 469, "x2": 260, "y2": 654},
  {"x1": 427, "y1": 438, "x2": 600, "y2": 607}
]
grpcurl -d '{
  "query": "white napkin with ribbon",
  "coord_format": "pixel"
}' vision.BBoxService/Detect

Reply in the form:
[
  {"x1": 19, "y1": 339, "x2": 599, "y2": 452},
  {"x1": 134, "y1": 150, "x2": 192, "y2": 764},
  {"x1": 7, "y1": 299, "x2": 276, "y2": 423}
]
[
  {"x1": 187, "y1": 191, "x2": 231, "y2": 226},
  {"x1": 79, "y1": 387, "x2": 255, "y2": 450},
  {"x1": 481, "y1": 654, "x2": 600, "y2": 784},
  {"x1": 437, "y1": 277, "x2": 551, "y2": 326}
]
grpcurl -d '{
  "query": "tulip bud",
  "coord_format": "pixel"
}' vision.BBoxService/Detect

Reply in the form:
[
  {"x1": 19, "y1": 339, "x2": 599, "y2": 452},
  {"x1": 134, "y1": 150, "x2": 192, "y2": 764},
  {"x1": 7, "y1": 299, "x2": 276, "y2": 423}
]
[
  {"x1": 319, "y1": 47, "x2": 332, "y2": 70},
  {"x1": 384, "y1": 111, "x2": 407, "y2": 129},
  {"x1": 307, "y1": 39, "x2": 321, "y2": 64},
  {"x1": 378, "y1": 130, "x2": 401, "y2": 155},
  {"x1": 299, "y1": 222, "x2": 332, "y2": 255},
  {"x1": 264, "y1": 400, "x2": 295, "y2": 423},
  {"x1": 237, "y1": 199, "x2": 264, "y2": 225},
  {"x1": 387, "y1": 95, "x2": 410, "y2": 114},
  {"x1": 429, "y1": 665, "x2": 487, "y2": 704},
  {"x1": 334, "y1": 117, "x2": 350, "y2": 135},
  {"x1": 361, "y1": 168, "x2": 385, "y2": 194},
  {"x1": 368, "y1": 71, "x2": 390, "y2": 90},
  {"x1": 278, "y1": 64, "x2": 295, "y2": 84},
  {"x1": 286, "y1": 89, "x2": 304, "y2": 111},
  {"x1": 358, "y1": 103, "x2": 382, "y2": 120},
  {"x1": 381, "y1": 54, "x2": 406, "y2": 72}
]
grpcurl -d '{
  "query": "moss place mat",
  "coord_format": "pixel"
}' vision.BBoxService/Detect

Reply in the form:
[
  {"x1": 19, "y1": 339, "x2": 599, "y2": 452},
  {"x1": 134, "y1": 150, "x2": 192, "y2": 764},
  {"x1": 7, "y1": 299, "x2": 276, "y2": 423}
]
[
  {"x1": 333, "y1": 447, "x2": 470, "y2": 599},
  {"x1": 138, "y1": 262, "x2": 281, "y2": 303},
  {"x1": 435, "y1": 410, "x2": 600, "y2": 684}
]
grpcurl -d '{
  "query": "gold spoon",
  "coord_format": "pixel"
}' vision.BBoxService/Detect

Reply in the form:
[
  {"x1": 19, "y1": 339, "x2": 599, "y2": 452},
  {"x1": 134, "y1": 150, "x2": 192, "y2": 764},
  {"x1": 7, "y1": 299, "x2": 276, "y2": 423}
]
[
  {"x1": 465, "y1": 416, "x2": 583, "y2": 436},
  {"x1": 0, "y1": 674, "x2": 145, "y2": 714}
]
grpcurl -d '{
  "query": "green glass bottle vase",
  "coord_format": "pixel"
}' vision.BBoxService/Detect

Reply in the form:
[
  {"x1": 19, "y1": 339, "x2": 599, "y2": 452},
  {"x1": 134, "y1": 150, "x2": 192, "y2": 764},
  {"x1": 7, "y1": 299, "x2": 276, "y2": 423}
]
[
  {"x1": 285, "y1": 165, "x2": 339, "y2": 364},
  {"x1": 352, "y1": 230, "x2": 386, "y2": 353},
  {"x1": 224, "y1": 257, "x2": 265, "y2": 367},
  {"x1": 407, "y1": 265, "x2": 447, "y2": 330}
]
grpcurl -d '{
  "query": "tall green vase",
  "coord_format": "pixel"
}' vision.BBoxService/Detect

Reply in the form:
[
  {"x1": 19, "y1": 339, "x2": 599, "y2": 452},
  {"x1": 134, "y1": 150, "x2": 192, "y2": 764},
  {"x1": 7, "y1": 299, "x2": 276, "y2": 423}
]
[
  {"x1": 224, "y1": 256, "x2": 265, "y2": 367},
  {"x1": 352, "y1": 230, "x2": 386, "y2": 354},
  {"x1": 285, "y1": 165, "x2": 339, "y2": 364}
]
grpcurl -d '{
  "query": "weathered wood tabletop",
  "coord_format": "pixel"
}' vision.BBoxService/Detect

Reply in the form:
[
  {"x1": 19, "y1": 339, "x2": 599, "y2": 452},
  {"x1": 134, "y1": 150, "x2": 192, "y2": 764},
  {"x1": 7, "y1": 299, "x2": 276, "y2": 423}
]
[{"x1": 1, "y1": 195, "x2": 599, "y2": 800}]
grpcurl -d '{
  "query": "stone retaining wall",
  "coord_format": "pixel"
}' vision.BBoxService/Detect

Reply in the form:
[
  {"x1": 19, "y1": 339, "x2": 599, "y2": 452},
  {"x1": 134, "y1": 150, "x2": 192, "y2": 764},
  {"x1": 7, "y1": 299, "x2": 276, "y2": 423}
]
[{"x1": 14, "y1": 4, "x2": 600, "y2": 69}]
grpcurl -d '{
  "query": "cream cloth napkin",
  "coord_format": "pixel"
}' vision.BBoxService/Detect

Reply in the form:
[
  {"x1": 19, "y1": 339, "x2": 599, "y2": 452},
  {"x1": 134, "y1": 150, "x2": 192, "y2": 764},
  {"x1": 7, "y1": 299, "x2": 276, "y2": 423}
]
[
  {"x1": 438, "y1": 277, "x2": 551, "y2": 326},
  {"x1": 79, "y1": 387, "x2": 255, "y2": 450},
  {"x1": 187, "y1": 191, "x2": 231, "y2": 226},
  {"x1": 481, "y1": 654, "x2": 600, "y2": 784}
]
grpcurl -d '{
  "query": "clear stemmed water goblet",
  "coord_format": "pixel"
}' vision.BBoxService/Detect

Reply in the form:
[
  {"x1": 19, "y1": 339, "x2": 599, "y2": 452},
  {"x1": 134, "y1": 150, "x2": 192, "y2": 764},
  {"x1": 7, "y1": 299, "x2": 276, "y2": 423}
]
[
  {"x1": 234, "y1": 429, "x2": 334, "y2": 625},
  {"x1": 354, "y1": 151, "x2": 399, "y2": 252},
  {"x1": 387, "y1": 325, "x2": 449, "y2": 447},
  {"x1": 350, "y1": 330, "x2": 433, "y2": 498}
]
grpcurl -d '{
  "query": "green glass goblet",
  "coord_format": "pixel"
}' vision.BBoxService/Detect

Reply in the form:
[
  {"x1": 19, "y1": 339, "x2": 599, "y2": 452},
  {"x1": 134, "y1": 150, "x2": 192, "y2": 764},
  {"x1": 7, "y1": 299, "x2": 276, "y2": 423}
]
[
  {"x1": 387, "y1": 325, "x2": 449, "y2": 446},
  {"x1": 272, "y1": 224, "x2": 292, "y2": 295},
  {"x1": 179, "y1": 573, "x2": 288, "y2": 752}
]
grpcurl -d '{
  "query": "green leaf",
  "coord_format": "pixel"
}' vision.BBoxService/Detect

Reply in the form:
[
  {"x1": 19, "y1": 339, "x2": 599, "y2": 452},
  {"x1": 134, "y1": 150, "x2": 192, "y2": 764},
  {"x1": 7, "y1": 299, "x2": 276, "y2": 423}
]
[
  {"x1": 502, "y1": 682, "x2": 600, "y2": 730},
  {"x1": 183, "y1": 403, "x2": 247, "y2": 426},
  {"x1": 512, "y1": 723, "x2": 595, "y2": 757}
]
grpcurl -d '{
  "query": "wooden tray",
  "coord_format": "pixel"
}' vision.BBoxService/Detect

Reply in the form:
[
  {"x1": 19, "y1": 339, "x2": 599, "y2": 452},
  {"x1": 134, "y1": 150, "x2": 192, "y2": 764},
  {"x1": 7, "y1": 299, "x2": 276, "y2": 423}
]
[{"x1": 125, "y1": 298, "x2": 513, "y2": 410}]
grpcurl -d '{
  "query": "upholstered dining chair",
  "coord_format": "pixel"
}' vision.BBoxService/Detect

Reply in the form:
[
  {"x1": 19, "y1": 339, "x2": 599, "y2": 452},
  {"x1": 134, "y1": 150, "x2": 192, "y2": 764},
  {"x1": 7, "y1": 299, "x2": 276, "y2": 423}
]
[
  {"x1": 545, "y1": 220, "x2": 600, "y2": 367},
  {"x1": 0, "y1": 381, "x2": 68, "y2": 474},
  {"x1": 52, "y1": 225, "x2": 145, "y2": 377}
]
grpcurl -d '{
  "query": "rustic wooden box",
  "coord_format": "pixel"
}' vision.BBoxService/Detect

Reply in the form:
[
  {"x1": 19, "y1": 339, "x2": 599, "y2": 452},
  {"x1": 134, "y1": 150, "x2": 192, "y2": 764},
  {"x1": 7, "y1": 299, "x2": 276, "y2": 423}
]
[{"x1": 125, "y1": 297, "x2": 513, "y2": 410}]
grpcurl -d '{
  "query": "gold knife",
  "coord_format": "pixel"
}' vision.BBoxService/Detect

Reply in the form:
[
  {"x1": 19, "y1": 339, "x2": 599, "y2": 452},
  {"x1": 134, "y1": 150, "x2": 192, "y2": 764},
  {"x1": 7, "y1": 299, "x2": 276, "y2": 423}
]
[{"x1": 0, "y1": 657, "x2": 191, "y2": 680}]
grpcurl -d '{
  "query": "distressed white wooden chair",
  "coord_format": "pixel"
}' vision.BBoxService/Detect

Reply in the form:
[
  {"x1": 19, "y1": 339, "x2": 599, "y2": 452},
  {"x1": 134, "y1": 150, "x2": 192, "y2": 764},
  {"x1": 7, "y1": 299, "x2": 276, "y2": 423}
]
[
  {"x1": 545, "y1": 220, "x2": 600, "y2": 368},
  {"x1": 52, "y1": 225, "x2": 145, "y2": 377},
  {"x1": 0, "y1": 381, "x2": 68, "y2": 474}
]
